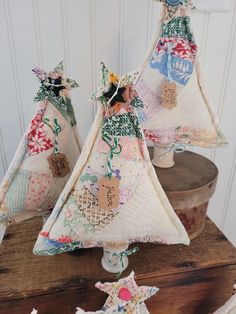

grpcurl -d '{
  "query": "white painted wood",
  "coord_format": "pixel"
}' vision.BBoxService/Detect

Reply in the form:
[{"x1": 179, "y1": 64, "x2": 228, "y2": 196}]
[
  {"x1": 0, "y1": 0, "x2": 235, "y2": 244},
  {"x1": 193, "y1": 0, "x2": 232, "y2": 13}
]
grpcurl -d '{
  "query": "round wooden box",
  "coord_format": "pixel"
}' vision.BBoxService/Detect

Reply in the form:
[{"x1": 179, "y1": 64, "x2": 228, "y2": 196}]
[{"x1": 149, "y1": 148, "x2": 218, "y2": 240}]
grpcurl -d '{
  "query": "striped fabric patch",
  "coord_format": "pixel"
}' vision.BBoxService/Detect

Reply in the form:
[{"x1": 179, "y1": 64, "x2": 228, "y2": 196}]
[{"x1": 6, "y1": 169, "x2": 30, "y2": 214}]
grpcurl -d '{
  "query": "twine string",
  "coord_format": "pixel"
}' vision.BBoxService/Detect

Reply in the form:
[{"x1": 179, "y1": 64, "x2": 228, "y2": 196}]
[
  {"x1": 109, "y1": 246, "x2": 139, "y2": 277},
  {"x1": 43, "y1": 118, "x2": 61, "y2": 155},
  {"x1": 160, "y1": 142, "x2": 186, "y2": 159},
  {"x1": 167, "y1": 42, "x2": 174, "y2": 83},
  {"x1": 102, "y1": 134, "x2": 122, "y2": 178},
  {"x1": 107, "y1": 80, "x2": 122, "y2": 105}
]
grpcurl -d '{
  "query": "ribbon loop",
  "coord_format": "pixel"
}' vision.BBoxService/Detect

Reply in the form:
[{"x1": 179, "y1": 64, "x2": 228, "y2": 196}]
[
  {"x1": 109, "y1": 246, "x2": 139, "y2": 277},
  {"x1": 43, "y1": 118, "x2": 62, "y2": 155},
  {"x1": 167, "y1": 42, "x2": 174, "y2": 83},
  {"x1": 107, "y1": 80, "x2": 121, "y2": 105},
  {"x1": 160, "y1": 142, "x2": 186, "y2": 159},
  {"x1": 102, "y1": 135, "x2": 122, "y2": 178}
]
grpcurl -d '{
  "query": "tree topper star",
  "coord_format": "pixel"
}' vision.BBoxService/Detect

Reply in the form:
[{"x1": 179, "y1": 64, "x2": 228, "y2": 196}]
[{"x1": 32, "y1": 61, "x2": 79, "y2": 98}]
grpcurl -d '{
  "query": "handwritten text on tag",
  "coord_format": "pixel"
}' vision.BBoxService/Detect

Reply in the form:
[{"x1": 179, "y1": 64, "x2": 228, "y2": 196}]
[
  {"x1": 162, "y1": 81, "x2": 177, "y2": 110},
  {"x1": 47, "y1": 153, "x2": 70, "y2": 177},
  {"x1": 98, "y1": 177, "x2": 120, "y2": 211}
]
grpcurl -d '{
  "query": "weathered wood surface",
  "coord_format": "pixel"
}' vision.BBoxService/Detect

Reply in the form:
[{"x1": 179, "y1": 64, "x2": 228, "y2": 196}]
[{"x1": 0, "y1": 217, "x2": 235, "y2": 314}]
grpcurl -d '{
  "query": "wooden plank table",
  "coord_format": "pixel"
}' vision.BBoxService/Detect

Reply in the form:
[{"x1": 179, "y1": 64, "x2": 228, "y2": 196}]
[{"x1": 0, "y1": 217, "x2": 236, "y2": 314}]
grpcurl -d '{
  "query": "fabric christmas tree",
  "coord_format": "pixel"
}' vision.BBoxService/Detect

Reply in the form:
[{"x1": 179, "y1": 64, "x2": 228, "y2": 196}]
[
  {"x1": 134, "y1": 0, "x2": 227, "y2": 147},
  {"x1": 0, "y1": 62, "x2": 80, "y2": 235},
  {"x1": 76, "y1": 272, "x2": 159, "y2": 314},
  {"x1": 33, "y1": 62, "x2": 189, "y2": 256}
]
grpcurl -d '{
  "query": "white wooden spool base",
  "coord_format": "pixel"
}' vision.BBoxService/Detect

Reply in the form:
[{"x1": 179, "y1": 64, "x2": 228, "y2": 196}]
[
  {"x1": 152, "y1": 146, "x2": 175, "y2": 169},
  {"x1": 101, "y1": 243, "x2": 129, "y2": 274}
]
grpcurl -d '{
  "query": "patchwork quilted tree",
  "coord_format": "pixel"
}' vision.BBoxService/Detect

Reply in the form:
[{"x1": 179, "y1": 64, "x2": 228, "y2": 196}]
[
  {"x1": 0, "y1": 62, "x2": 80, "y2": 233},
  {"x1": 134, "y1": 0, "x2": 226, "y2": 148},
  {"x1": 33, "y1": 62, "x2": 189, "y2": 256}
]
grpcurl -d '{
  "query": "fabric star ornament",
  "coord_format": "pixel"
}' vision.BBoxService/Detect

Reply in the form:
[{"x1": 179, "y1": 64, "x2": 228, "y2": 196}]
[
  {"x1": 134, "y1": 0, "x2": 226, "y2": 147},
  {"x1": 33, "y1": 62, "x2": 189, "y2": 257},
  {"x1": 0, "y1": 62, "x2": 80, "y2": 243},
  {"x1": 76, "y1": 272, "x2": 159, "y2": 314},
  {"x1": 103, "y1": 83, "x2": 126, "y2": 106}
]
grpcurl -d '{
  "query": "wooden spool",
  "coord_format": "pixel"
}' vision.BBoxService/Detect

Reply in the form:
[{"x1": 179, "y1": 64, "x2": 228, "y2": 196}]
[{"x1": 149, "y1": 148, "x2": 218, "y2": 240}]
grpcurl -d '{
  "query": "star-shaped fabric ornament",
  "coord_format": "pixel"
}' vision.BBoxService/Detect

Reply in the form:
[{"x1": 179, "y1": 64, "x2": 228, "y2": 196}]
[
  {"x1": 90, "y1": 62, "x2": 138, "y2": 104},
  {"x1": 156, "y1": 0, "x2": 193, "y2": 23},
  {"x1": 90, "y1": 62, "x2": 144, "y2": 119},
  {"x1": 46, "y1": 76, "x2": 65, "y2": 97},
  {"x1": 32, "y1": 61, "x2": 79, "y2": 98},
  {"x1": 103, "y1": 83, "x2": 127, "y2": 107},
  {"x1": 76, "y1": 272, "x2": 159, "y2": 314}
]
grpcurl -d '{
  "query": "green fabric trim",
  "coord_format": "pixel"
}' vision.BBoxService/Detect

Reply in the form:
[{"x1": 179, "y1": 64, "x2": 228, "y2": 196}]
[
  {"x1": 131, "y1": 96, "x2": 144, "y2": 109},
  {"x1": 161, "y1": 16, "x2": 195, "y2": 43},
  {"x1": 102, "y1": 112, "x2": 143, "y2": 139},
  {"x1": 34, "y1": 241, "x2": 82, "y2": 256},
  {"x1": 34, "y1": 85, "x2": 77, "y2": 127}
]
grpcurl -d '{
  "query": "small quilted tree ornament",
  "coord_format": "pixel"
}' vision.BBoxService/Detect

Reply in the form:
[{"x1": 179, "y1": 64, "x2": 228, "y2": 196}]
[
  {"x1": 76, "y1": 272, "x2": 159, "y2": 313},
  {"x1": 0, "y1": 62, "x2": 80, "y2": 243},
  {"x1": 33, "y1": 62, "x2": 189, "y2": 273},
  {"x1": 134, "y1": 0, "x2": 227, "y2": 168}
]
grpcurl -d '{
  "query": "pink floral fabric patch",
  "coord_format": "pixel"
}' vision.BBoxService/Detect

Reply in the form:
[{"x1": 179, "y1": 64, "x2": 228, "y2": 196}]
[
  {"x1": 144, "y1": 127, "x2": 176, "y2": 145},
  {"x1": 135, "y1": 78, "x2": 162, "y2": 122},
  {"x1": 28, "y1": 110, "x2": 54, "y2": 155},
  {"x1": 97, "y1": 137, "x2": 145, "y2": 160},
  {"x1": 156, "y1": 37, "x2": 197, "y2": 63},
  {"x1": 25, "y1": 173, "x2": 52, "y2": 211}
]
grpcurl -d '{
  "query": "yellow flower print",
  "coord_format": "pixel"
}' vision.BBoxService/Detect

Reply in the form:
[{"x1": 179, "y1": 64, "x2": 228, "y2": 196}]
[{"x1": 109, "y1": 72, "x2": 119, "y2": 84}]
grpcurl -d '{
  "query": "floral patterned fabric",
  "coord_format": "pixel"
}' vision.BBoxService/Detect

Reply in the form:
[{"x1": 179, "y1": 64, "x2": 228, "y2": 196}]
[
  {"x1": 33, "y1": 63, "x2": 189, "y2": 256},
  {"x1": 134, "y1": 0, "x2": 227, "y2": 147},
  {"x1": 28, "y1": 109, "x2": 54, "y2": 155},
  {"x1": 76, "y1": 272, "x2": 159, "y2": 314},
  {"x1": 0, "y1": 62, "x2": 80, "y2": 232}
]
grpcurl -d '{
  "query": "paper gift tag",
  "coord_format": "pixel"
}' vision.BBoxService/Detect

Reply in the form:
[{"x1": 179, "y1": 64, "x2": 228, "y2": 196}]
[
  {"x1": 162, "y1": 81, "x2": 177, "y2": 110},
  {"x1": 98, "y1": 177, "x2": 120, "y2": 211},
  {"x1": 47, "y1": 153, "x2": 70, "y2": 177}
]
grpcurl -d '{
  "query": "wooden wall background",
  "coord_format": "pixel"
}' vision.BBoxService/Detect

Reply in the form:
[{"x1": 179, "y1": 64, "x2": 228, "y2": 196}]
[{"x1": 0, "y1": 0, "x2": 235, "y2": 245}]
